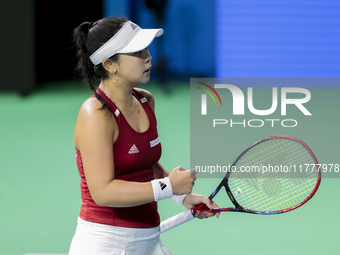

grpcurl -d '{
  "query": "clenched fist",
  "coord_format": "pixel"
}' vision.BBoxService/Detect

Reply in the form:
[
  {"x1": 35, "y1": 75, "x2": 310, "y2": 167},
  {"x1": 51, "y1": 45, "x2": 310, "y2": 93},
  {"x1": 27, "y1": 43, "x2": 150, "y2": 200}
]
[{"x1": 168, "y1": 166, "x2": 197, "y2": 195}]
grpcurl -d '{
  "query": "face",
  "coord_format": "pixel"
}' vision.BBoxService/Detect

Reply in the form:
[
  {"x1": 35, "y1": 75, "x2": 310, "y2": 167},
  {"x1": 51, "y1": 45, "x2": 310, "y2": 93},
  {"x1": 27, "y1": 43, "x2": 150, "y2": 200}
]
[{"x1": 114, "y1": 48, "x2": 152, "y2": 86}]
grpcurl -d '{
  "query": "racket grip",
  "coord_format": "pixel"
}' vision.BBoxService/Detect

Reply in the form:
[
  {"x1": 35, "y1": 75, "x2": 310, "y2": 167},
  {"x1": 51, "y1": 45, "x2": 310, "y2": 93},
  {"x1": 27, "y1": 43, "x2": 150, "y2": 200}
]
[
  {"x1": 194, "y1": 203, "x2": 228, "y2": 213},
  {"x1": 160, "y1": 209, "x2": 195, "y2": 234},
  {"x1": 194, "y1": 203, "x2": 211, "y2": 213}
]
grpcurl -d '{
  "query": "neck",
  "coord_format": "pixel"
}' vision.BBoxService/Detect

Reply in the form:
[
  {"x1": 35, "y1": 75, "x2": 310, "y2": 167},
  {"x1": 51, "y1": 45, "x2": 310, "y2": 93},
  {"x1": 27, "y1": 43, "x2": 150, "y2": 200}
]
[{"x1": 99, "y1": 79, "x2": 135, "y2": 108}]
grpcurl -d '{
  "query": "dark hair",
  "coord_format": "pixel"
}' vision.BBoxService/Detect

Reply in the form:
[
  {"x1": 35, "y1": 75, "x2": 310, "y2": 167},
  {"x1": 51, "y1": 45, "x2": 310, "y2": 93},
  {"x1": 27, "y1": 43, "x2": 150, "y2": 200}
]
[{"x1": 73, "y1": 17, "x2": 127, "y2": 112}]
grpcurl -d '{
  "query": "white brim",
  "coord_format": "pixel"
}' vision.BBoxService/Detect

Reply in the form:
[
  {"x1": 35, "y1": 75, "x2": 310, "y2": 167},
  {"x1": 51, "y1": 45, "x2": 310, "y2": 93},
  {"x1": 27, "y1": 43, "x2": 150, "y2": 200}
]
[
  {"x1": 117, "y1": 28, "x2": 164, "y2": 54},
  {"x1": 89, "y1": 21, "x2": 164, "y2": 65}
]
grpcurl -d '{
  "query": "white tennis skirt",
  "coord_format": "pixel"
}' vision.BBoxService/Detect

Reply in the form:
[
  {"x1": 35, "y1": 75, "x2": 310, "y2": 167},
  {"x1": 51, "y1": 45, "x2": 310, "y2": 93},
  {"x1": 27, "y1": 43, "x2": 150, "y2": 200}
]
[{"x1": 68, "y1": 217, "x2": 172, "y2": 255}]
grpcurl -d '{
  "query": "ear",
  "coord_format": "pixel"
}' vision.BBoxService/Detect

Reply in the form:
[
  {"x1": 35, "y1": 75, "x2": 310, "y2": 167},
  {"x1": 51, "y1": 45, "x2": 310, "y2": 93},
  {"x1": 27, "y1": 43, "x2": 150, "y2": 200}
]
[{"x1": 102, "y1": 58, "x2": 117, "y2": 74}]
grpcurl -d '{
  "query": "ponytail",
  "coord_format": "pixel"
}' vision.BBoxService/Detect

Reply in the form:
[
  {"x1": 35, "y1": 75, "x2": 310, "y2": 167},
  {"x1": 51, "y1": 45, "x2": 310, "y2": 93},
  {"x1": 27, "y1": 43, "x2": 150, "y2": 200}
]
[
  {"x1": 73, "y1": 21, "x2": 96, "y2": 92},
  {"x1": 73, "y1": 17, "x2": 127, "y2": 113}
]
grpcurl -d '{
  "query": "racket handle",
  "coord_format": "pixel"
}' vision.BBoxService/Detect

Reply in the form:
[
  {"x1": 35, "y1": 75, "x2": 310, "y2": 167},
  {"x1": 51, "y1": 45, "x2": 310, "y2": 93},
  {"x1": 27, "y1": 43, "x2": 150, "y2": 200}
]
[
  {"x1": 195, "y1": 203, "x2": 231, "y2": 213},
  {"x1": 194, "y1": 203, "x2": 213, "y2": 213},
  {"x1": 160, "y1": 209, "x2": 195, "y2": 234}
]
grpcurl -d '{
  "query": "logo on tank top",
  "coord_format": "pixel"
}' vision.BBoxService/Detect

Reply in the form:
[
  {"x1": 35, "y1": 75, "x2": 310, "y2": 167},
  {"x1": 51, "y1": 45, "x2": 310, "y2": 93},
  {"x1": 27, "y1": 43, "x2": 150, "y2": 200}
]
[
  {"x1": 128, "y1": 144, "x2": 139, "y2": 154},
  {"x1": 150, "y1": 137, "x2": 160, "y2": 147}
]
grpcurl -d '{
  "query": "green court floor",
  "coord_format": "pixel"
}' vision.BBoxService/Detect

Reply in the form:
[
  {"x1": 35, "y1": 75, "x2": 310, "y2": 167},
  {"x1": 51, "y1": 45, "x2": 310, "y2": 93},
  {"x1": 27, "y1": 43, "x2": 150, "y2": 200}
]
[{"x1": 0, "y1": 81, "x2": 339, "y2": 255}]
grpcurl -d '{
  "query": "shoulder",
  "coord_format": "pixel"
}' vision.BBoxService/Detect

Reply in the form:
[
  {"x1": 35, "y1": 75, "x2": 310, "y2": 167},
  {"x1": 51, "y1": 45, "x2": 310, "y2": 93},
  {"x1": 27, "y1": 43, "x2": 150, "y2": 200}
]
[
  {"x1": 74, "y1": 97, "x2": 116, "y2": 149},
  {"x1": 134, "y1": 88, "x2": 155, "y2": 111},
  {"x1": 78, "y1": 97, "x2": 113, "y2": 121}
]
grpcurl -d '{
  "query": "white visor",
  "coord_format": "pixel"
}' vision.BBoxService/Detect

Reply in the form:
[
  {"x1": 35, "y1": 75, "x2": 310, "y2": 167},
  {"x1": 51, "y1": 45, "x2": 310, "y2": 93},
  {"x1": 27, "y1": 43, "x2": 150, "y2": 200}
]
[{"x1": 90, "y1": 21, "x2": 164, "y2": 65}]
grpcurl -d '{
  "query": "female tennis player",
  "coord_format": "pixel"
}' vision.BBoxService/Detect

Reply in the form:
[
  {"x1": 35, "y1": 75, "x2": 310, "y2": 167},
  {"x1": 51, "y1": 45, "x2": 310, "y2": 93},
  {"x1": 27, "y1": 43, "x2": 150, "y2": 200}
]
[{"x1": 69, "y1": 17, "x2": 219, "y2": 255}]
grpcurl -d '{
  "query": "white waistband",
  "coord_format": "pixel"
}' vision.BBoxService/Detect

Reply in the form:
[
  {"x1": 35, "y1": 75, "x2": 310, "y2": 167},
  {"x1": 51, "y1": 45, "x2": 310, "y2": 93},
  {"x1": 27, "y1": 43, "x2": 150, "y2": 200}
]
[{"x1": 77, "y1": 217, "x2": 160, "y2": 240}]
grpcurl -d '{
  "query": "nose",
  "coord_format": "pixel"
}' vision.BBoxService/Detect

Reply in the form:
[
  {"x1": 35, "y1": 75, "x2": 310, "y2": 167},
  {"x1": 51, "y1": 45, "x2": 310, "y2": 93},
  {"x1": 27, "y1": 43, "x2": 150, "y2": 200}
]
[{"x1": 144, "y1": 48, "x2": 152, "y2": 63}]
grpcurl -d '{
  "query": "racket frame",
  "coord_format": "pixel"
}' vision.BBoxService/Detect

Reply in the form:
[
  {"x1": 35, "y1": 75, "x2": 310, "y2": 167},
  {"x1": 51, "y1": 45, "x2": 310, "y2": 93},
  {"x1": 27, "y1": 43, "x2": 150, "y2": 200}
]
[{"x1": 194, "y1": 135, "x2": 321, "y2": 215}]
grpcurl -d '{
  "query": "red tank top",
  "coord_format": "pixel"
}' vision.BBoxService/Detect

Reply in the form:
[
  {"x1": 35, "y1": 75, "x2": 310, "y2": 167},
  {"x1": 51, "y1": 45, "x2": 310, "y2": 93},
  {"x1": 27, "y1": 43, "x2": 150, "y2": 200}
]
[{"x1": 76, "y1": 87, "x2": 162, "y2": 228}]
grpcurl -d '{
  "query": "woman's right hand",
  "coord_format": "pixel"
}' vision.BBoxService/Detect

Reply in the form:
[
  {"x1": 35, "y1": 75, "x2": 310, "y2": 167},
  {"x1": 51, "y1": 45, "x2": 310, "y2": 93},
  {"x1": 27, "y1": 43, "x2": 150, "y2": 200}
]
[{"x1": 168, "y1": 166, "x2": 197, "y2": 195}]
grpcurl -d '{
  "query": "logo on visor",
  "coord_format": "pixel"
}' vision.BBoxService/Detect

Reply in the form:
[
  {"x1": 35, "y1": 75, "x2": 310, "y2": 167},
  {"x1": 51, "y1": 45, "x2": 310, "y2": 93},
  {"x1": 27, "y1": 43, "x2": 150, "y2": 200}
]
[{"x1": 130, "y1": 23, "x2": 137, "y2": 30}]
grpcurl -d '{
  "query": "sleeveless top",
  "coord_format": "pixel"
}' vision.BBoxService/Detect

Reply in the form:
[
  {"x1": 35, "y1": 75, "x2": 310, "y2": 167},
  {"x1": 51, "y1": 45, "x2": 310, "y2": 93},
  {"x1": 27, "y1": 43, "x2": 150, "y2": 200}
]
[{"x1": 75, "y1": 87, "x2": 162, "y2": 228}]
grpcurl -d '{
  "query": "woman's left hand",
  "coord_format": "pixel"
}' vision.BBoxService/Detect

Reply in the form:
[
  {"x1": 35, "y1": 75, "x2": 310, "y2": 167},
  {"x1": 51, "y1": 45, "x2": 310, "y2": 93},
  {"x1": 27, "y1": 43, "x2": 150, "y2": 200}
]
[{"x1": 183, "y1": 193, "x2": 220, "y2": 219}]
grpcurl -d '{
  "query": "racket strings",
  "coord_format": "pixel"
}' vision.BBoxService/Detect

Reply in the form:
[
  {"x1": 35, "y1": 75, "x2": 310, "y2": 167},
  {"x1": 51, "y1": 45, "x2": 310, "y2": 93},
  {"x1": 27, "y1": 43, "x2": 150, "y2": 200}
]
[
  {"x1": 248, "y1": 143, "x2": 316, "y2": 210},
  {"x1": 257, "y1": 141, "x2": 313, "y2": 198},
  {"x1": 228, "y1": 138, "x2": 318, "y2": 212},
  {"x1": 231, "y1": 178, "x2": 316, "y2": 211},
  {"x1": 243, "y1": 142, "x2": 312, "y2": 172},
  {"x1": 235, "y1": 146, "x2": 312, "y2": 198}
]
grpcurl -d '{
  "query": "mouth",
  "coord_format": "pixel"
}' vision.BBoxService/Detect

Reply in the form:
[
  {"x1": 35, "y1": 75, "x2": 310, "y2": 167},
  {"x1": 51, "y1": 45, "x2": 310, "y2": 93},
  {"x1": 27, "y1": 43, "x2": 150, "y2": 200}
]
[{"x1": 144, "y1": 66, "x2": 152, "y2": 73}]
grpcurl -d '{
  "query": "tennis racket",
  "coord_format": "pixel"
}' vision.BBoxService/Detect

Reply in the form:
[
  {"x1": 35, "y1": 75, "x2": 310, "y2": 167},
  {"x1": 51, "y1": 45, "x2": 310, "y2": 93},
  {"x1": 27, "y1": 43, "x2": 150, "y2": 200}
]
[{"x1": 160, "y1": 135, "x2": 321, "y2": 233}]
